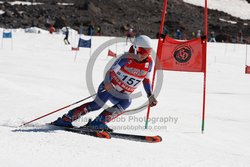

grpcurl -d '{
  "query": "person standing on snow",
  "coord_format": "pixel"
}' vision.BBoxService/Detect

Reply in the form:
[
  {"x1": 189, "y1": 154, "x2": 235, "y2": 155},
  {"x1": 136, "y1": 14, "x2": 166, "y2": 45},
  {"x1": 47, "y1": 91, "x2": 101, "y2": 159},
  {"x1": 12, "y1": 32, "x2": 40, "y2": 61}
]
[
  {"x1": 126, "y1": 28, "x2": 135, "y2": 45},
  {"x1": 52, "y1": 35, "x2": 158, "y2": 132},
  {"x1": 175, "y1": 29, "x2": 182, "y2": 40},
  {"x1": 96, "y1": 25, "x2": 101, "y2": 36},
  {"x1": 87, "y1": 24, "x2": 94, "y2": 36},
  {"x1": 49, "y1": 24, "x2": 55, "y2": 34},
  {"x1": 209, "y1": 31, "x2": 216, "y2": 42},
  {"x1": 196, "y1": 30, "x2": 201, "y2": 38}
]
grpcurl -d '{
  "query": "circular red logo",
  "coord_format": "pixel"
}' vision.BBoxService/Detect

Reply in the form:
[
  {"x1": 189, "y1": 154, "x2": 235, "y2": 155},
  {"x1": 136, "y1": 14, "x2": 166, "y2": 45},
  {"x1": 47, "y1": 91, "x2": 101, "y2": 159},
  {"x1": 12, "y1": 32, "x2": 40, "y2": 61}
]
[{"x1": 173, "y1": 46, "x2": 192, "y2": 63}]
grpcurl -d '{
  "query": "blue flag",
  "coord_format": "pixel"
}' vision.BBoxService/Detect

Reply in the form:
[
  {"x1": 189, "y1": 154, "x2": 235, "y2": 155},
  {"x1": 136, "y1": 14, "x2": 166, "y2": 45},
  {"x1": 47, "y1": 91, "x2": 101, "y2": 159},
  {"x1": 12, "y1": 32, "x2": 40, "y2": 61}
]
[
  {"x1": 3, "y1": 32, "x2": 12, "y2": 38},
  {"x1": 78, "y1": 38, "x2": 91, "y2": 48}
]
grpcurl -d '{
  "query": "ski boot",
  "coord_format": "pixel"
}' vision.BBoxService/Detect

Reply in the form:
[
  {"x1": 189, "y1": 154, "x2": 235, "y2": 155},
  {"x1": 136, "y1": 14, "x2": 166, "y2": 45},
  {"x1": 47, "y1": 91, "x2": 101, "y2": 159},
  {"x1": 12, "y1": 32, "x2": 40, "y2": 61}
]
[
  {"x1": 86, "y1": 119, "x2": 113, "y2": 133},
  {"x1": 83, "y1": 110, "x2": 114, "y2": 133},
  {"x1": 51, "y1": 115, "x2": 73, "y2": 128}
]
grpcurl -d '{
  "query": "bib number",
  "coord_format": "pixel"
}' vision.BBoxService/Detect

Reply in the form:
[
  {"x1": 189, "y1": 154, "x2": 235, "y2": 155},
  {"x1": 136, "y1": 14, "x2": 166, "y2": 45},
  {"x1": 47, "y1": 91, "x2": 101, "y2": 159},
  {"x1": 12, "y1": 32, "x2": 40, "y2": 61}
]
[
  {"x1": 117, "y1": 71, "x2": 141, "y2": 87},
  {"x1": 122, "y1": 75, "x2": 141, "y2": 87}
]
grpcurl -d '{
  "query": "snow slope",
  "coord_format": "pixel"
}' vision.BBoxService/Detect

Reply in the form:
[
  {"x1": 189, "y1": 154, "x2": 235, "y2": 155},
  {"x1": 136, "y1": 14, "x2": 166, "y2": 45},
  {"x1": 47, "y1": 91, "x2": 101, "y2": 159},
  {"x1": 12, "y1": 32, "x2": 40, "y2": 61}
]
[
  {"x1": 184, "y1": 0, "x2": 250, "y2": 20},
  {"x1": 0, "y1": 29, "x2": 250, "y2": 167}
]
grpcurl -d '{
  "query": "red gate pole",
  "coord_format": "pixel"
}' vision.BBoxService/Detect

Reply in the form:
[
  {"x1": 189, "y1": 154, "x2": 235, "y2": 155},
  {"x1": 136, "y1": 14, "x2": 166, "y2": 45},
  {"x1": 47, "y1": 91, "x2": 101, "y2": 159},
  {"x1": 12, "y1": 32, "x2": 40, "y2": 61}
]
[
  {"x1": 145, "y1": 0, "x2": 168, "y2": 129},
  {"x1": 201, "y1": 0, "x2": 208, "y2": 133}
]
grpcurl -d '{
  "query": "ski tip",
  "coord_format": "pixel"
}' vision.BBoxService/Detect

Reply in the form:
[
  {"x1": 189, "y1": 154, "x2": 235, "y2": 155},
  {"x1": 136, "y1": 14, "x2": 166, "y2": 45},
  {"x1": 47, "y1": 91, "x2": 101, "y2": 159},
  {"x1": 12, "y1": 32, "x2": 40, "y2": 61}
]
[
  {"x1": 145, "y1": 135, "x2": 162, "y2": 143},
  {"x1": 96, "y1": 131, "x2": 111, "y2": 139}
]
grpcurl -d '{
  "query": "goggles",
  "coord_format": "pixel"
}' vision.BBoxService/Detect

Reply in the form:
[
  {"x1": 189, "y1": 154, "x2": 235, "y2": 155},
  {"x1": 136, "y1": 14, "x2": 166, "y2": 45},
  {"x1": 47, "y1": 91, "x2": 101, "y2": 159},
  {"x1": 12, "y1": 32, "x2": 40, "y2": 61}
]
[{"x1": 137, "y1": 47, "x2": 152, "y2": 56}]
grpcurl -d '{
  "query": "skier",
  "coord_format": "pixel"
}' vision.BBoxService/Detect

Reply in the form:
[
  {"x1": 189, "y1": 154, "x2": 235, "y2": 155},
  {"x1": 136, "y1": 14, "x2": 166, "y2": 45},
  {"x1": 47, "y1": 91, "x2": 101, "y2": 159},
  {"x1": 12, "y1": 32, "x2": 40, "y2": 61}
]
[
  {"x1": 63, "y1": 27, "x2": 70, "y2": 45},
  {"x1": 52, "y1": 35, "x2": 158, "y2": 132}
]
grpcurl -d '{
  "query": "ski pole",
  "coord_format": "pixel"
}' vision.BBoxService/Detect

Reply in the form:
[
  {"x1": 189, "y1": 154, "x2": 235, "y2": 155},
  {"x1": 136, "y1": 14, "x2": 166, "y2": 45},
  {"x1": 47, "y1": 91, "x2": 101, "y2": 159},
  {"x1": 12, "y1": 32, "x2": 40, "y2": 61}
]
[{"x1": 21, "y1": 92, "x2": 98, "y2": 127}]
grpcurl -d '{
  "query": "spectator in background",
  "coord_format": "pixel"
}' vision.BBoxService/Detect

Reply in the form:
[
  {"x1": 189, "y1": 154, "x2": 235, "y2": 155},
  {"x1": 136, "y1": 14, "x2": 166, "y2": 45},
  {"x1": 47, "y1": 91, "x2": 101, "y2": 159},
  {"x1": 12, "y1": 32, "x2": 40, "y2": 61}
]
[
  {"x1": 96, "y1": 25, "x2": 101, "y2": 36},
  {"x1": 175, "y1": 29, "x2": 182, "y2": 40},
  {"x1": 196, "y1": 30, "x2": 201, "y2": 38},
  {"x1": 79, "y1": 24, "x2": 83, "y2": 35},
  {"x1": 64, "y1": 27, "x2": 70, "y2": 45},
  {"x1": 156, "y1": 25, "x2": 168, "y2": 38},
  {"x1": 237, "y1": 30, "x2": 243, "y2": 43},
  {"x1": 209, "y1": 31, "x2": 216, "y2": 42},
  {"x1": 191, "y1": 31, "x2": 196, "y2": 38},
  {"x1": 49, "y1": 24, "x2": 55, "y2": 34},
  {"x1": 126, "y1": 28, "x2": 135, "y2": 45},
  {"x1": 163, "y1": 25, "x2": 168, "y2": 36},
  {"x1": 182, "y1": 30, "x2": 187, "y2": 40},
  {"x1": 87, "y1": 24, "x2": 94, "y2": 36}
]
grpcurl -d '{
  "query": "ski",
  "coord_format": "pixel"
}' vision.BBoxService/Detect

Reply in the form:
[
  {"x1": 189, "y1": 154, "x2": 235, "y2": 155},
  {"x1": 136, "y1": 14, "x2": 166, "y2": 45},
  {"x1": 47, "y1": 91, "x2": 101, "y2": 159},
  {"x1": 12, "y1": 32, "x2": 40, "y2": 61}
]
[
  {"x1": 48, "y1": 124, "x2": 162, "y2": 143},
  {"x1": 65, "y1": 126, "x2": 162, "y2": 143},
  {"x1": 109, "y1": 132, "x2": 162, "y2": 143},
  {"x1": 47, "y1": 124, "x2": 111, "y2": 139},
  {"x1": 64, "y1": 126, "x2": 111, "y2": 139}
]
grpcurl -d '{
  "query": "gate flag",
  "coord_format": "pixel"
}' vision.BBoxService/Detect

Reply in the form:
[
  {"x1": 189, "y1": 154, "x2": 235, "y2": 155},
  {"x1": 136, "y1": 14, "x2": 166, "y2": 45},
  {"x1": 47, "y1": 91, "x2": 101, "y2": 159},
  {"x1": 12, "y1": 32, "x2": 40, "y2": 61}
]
[
  {"x1": 157, "y1": 36, "x2": 206, "y2": 72},
  {"x1": 108, "y1": 49, "x2": 117, "y2": 58},
  {"x1": 145, "y1": 0, "x2": 208, "y2": 133},
  {"x1": 3, "y1": 32, "x2": 12, "y2": 38},
  {"x1": 73, "y1": 37, "x2": 92, "y2": 61},
  {"x1": 1, "y1": 30, "x2": 14, "y2": 49},
  {"x1": 78, "y1": 38, "x2": 91, "y2": 48},
  {"x1": 246, "y1": 66, "x2": 250, "y2": 74}
]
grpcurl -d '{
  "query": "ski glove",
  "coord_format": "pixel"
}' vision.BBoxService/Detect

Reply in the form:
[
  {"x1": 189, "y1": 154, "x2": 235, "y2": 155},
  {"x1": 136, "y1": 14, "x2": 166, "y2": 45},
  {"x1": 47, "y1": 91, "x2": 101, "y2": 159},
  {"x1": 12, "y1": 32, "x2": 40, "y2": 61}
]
[
  {"x1": 104, "y1": 82, "x2": 114, "y2": 91},
  {"x1": 148, "y1": 94, "x2": 157, "y2": 107}
]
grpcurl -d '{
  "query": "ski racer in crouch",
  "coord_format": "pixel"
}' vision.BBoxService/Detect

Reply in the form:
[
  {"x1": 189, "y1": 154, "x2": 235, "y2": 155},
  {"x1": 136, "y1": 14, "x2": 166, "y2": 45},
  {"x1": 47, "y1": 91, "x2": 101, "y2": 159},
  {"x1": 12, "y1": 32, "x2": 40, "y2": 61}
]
[{"x1": 52, "y1": 35, "x2": 158, "y2": 132}]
